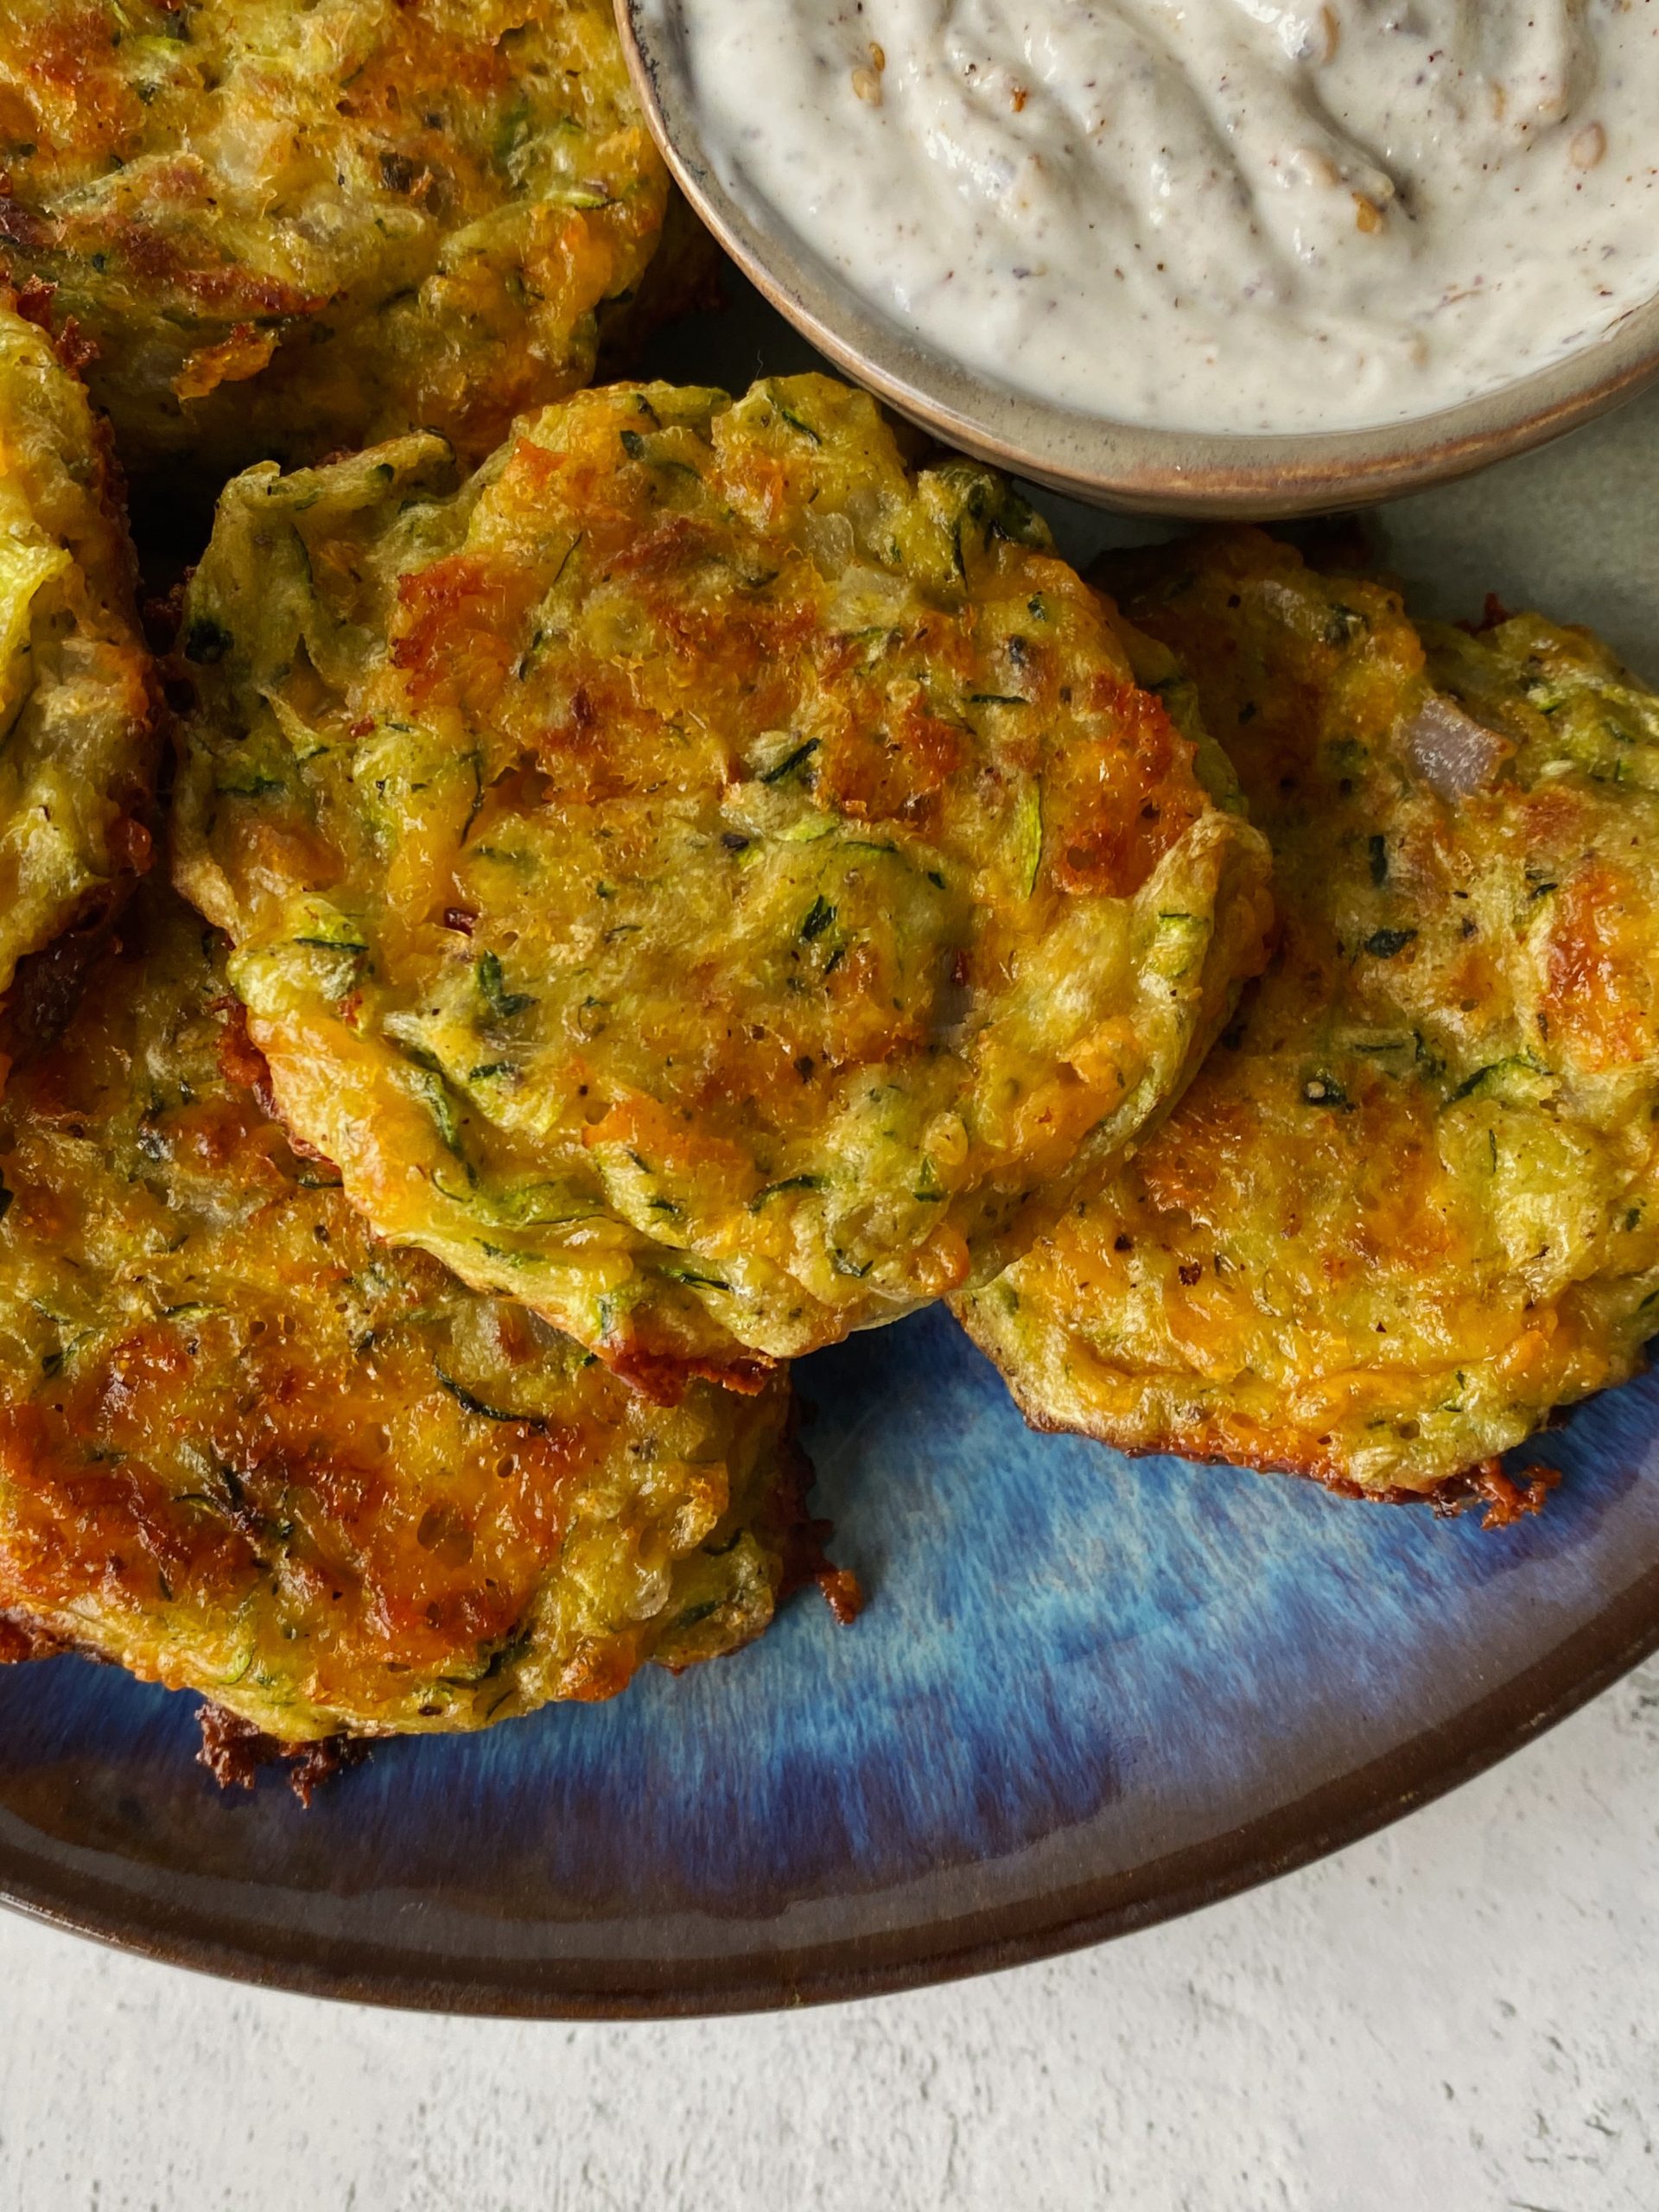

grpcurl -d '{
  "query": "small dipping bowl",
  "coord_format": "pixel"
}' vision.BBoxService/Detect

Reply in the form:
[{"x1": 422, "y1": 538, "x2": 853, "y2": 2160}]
[{"x1": 618, "y1": 0, "x2": 1659, "y2": 518}]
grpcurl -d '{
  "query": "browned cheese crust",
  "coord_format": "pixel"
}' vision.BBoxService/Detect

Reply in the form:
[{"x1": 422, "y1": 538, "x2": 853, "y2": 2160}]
[
  {"x1": 0, "y1": 276, "x2": 153, "y2": 995},
  {"x1": 173, "y1": 377, "x2": 1272, "y2": 1390},
  {"x1": 0, "y1": 880, "x2": 805, "y2": 1740},
  {"x1": 0, "y1": 0, "x2": 671, "y2": 474},
  {"x1": 958, "y1": 529, "x2": 1659, "y2": 1502}
]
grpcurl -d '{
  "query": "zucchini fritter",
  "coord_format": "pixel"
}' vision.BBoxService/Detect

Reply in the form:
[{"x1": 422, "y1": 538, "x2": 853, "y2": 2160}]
[
  {"x1": 0, "y1": 282, "x2": 152, "y2": 996},
  {"x1": 0, "y1": 0, "x2": 669, "y2": 474},
  {"x1": 0, "y1": 882, "x2": 801, "y2": 1742},
  {"x1": 173, "y1": 378, "x2": 1272, "y2": 1387},
  {"x1": 958, "y1": 531, "x2": 1659, "y2": 1500}
]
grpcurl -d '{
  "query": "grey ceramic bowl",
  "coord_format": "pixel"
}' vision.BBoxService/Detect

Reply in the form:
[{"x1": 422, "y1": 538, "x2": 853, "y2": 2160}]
[{"x1": 617, "y1": 0, "x2": 1659, "y2": 518}]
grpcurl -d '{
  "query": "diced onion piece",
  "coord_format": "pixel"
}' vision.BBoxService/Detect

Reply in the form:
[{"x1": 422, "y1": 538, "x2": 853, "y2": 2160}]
[{"x1": 1404, "y1": 693, "x2": 1507, "y2": 798}]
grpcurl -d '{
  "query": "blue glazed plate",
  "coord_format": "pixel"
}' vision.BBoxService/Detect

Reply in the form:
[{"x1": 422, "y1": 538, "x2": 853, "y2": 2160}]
[{"x1": 3, "y1": 296, "x2": 1659, "y2": 2016}]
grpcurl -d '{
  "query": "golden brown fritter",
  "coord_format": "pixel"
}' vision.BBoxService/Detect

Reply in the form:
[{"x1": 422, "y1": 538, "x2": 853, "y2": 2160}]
[
  {"x1": 0, "y1": 880, "x2": 804, "y2": 1742},
  {"x1": 958, "y1": 530, "x2": 1659, "y2": 1501},
  {"x1": 173, "y1": 377, "x2": 1272, "y2": 1389},
  {"x1": 0, "y1": 280, "x2": 152, "y2": 996},
  {"x1": 0, "y1": 0, "x2": 669, "y2": 475}
]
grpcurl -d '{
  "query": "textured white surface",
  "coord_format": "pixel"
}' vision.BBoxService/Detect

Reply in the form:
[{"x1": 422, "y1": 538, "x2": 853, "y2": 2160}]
[{"x1": 2, "y1": 1660, "x2": 1656, "y2": 2211}]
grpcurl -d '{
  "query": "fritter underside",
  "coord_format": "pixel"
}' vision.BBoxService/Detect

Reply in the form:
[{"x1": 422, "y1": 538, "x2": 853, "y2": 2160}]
[
  {"x1": 0, "y1": 283, "x2": 153, "y2": 996},
  {"x1": 173, "y1": 373, "x2": 1271, "y2": 1387},
  {"x1": 958, "y1": 529, "x2": 1659, "y2": 1500},
  {"x1": 0, "y1": 0, "x2": 670, "y2": 474},
  {"x1": 0, "y1": 881, "x2": 802, "y2": 1741}
]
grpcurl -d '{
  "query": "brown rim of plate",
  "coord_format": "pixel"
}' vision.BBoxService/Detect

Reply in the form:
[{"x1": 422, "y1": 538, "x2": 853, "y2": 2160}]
[
  {"x1": 3, "y1": 1553, "x2": 1657, "y2": 2018},
  {"x1": 615, "y1": 0, "x2": 1659, "y2": 518}
]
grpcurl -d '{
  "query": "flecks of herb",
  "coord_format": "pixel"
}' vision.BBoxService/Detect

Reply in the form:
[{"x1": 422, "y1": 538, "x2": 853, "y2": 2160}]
[
  {"x1": 473, "y1": 1621, "x2": 536, "y2": 1686},
  {"x1": 433, "y1": 1366, "x2": 548, "y2": 1431},
  {"x1": 774, "y1": 401, "x2": 821, "y2": 445},
  {"x1": 760, "y1": 738, "x2": 819, "y2": 785},
  {"x1": 618, "y1": 429, "x2": 698, "y2": 477},
  {"x1": 477, "y1": 950, "x2": 534, "y2": 1021},
  {"x1": 183, "y1": 615, "x2": 232, "y2": 663},
  {"x1": 216, "y1": 773, "x2": 283, "y2": 798},
  {"x1": 749, "y1": 1174, "x2": 825, "y2": 1211}
]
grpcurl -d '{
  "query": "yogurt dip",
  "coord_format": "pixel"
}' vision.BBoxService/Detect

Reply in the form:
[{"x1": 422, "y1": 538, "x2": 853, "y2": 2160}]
[{"x1": 678, "y1": 0, "x2": 1659, "y2": 433}]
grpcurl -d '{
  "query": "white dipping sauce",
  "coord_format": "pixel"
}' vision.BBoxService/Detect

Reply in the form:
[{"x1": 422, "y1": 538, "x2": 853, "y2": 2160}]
[{"x1": 678, "y1": 0, "x2": 1659, "y2": 432}]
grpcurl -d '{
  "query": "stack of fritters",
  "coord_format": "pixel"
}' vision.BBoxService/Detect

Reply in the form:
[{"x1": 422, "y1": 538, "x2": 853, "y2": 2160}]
[
  {"x1": 0, "y1": 2, "x2": 851, "y2": 1758},
  {"x1": 3, "y1": 0, "x2": 1659, "y2": 1770},
  {"x1": 961, "y1": 531, "x2": 1659, "y2": 1503},
  {"x1": 0, "y1": 881, "x2": 802, "y2": 1739},
  {"x1": 0, "y1": 312, "x2": 814, "y2": 1744},
  {"x1": 0, "y1": 251, "x2": 1274, "y2": 1749}
]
